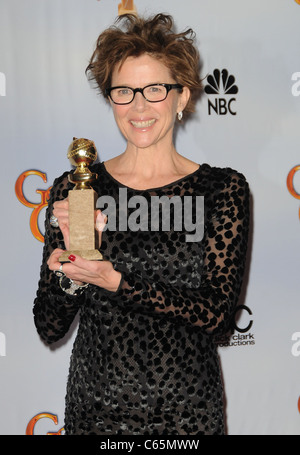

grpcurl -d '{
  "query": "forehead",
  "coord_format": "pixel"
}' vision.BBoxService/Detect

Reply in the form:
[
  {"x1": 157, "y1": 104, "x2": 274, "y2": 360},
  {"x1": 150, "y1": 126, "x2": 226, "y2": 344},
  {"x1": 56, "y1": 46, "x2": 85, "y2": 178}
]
[{"x1": 111, "y1": 54, "x2": 173, "y2": 85}]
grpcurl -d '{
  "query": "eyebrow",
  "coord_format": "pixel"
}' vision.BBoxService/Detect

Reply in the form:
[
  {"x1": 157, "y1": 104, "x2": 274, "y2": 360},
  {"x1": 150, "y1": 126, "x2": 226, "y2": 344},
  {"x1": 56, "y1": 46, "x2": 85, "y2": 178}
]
[{"x1": 111, "y1": 82, "x2": 163, "y2": 86}]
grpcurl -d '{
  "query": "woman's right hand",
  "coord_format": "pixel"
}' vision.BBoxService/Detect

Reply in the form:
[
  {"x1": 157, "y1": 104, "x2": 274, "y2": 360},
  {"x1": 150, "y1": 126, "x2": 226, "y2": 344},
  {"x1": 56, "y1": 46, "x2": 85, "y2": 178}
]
[
  {"x1": 52, "y1": 198, "x2": 70, "y2": 249},
  {"x1": 52, "y1": 199, "x2": 107, "y2": 251}
]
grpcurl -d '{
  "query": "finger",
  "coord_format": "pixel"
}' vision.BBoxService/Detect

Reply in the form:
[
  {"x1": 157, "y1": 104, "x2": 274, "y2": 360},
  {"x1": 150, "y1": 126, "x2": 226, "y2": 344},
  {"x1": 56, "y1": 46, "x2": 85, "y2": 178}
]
[
  {"x1": 95, "y1": 210, "x2": 107, "y2": 232},
  {"x1": 60, "y1": 253, "x2": 120, "y2": 291},
  {"x1": 52, "y1": 199, "x2": 69, "y2": 223},
  {"x1": 67, "y1": 254, "x2": 95, "y2": 273},
  {"x1": 95, "y1": 210, "x2": 107, "y2": 247},
  {"x1": 52, "y1": 202, "x2": 69, "y2": 222},
  {"x1": 58, "y1": 257, "x2": 93, "y2": 285},
  {"x1": 65, "y1": 254, "x2": 118, "y2": 290},
  {"x1": 52, "y1": 199, "x2": 70, "y2": 249},
  {"x1": 53, "y1": 198, "x2": 69, "y2": 213},
  {"x1": 66, "y1": 253, "x2": 108, "y2": 281},
  {"x1": 47, "y1": 248, "x2": 65, "y2": 270}
]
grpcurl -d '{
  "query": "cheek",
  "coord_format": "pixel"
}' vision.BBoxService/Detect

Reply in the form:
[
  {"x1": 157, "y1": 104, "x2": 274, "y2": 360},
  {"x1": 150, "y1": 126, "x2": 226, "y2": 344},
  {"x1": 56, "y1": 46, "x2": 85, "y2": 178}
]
[
  {"x1": 164, "y1": 95, "x2": 180, "y2": 116},
  {"x1": 112, "y1": 105, "x2": 129, "y2": 125}
]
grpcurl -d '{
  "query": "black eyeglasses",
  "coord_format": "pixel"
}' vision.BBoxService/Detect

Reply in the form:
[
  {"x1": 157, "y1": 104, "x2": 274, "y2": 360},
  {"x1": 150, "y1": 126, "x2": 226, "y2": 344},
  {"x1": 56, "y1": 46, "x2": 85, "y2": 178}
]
[{"x1": 105, "y1": 83, "x2": 183, "y2": 105}]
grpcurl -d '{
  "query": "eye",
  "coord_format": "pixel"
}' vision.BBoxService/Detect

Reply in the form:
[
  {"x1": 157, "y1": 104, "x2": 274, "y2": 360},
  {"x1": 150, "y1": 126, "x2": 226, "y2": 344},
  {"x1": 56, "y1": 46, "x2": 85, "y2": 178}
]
[
  {"x1": 117, "y1": 88, "x2": 132, "y2": 96},
  {"x1": 148, "y1": 85, "x2": 163, "y2": 93}
]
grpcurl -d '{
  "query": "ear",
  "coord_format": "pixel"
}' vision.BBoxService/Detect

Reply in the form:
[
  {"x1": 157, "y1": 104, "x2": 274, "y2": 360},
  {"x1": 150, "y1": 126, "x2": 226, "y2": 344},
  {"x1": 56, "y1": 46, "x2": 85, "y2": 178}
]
[{"x1": 177, "y1": 86, "x2": 190, "y2": 113}]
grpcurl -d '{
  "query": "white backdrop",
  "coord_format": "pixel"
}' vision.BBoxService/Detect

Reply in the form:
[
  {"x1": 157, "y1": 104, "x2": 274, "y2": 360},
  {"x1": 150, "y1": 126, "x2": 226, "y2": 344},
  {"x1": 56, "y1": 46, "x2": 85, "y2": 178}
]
[{"x1": 1, "y1": 0, "x2": 300, "y2": 435}]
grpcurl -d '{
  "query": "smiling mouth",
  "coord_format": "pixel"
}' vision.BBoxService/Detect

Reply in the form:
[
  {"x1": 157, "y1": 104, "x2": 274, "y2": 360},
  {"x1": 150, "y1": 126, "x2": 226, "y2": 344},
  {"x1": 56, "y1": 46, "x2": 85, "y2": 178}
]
[{"x1": 130, "y1": 119, "x2": 156, "y2": 129}]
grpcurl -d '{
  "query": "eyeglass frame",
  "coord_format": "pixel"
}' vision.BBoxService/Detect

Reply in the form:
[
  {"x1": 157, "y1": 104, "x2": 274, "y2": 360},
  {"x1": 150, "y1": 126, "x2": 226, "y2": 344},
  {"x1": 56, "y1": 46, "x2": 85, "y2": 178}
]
[{"x1": 105, "y1": 83, "x2": 183, "y2": 105}]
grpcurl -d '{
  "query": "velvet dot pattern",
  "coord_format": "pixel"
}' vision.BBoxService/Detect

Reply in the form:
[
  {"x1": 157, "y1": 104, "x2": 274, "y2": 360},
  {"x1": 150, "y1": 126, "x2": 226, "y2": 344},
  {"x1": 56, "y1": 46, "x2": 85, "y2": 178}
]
[{"x1": 33, "y1": 162, "x2": 249, "y2": 435}]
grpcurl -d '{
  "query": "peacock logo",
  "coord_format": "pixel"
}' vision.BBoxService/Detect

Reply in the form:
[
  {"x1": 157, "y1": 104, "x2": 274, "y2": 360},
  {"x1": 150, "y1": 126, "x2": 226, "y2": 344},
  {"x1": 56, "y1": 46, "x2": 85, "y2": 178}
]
[
  {"x1": 204, "y1": 69, "x2": 238, "y2": 116},
  {"x1": 205, "y1": 69, "x2": 238, "y2": 96}
]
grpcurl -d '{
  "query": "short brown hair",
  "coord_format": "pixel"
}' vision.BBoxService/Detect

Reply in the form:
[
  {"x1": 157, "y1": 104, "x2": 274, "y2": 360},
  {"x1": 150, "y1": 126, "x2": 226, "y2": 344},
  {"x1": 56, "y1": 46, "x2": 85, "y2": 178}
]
[{"x1": 86, "y1": 13, "x2": 203, "y2": 114}]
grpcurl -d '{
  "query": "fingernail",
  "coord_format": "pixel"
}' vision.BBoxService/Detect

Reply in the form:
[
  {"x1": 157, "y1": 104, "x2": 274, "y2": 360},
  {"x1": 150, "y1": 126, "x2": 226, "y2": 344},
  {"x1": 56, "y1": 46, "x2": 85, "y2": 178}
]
[{"x1": 68, "y1": 255, "x2": 76, "y2": 262}]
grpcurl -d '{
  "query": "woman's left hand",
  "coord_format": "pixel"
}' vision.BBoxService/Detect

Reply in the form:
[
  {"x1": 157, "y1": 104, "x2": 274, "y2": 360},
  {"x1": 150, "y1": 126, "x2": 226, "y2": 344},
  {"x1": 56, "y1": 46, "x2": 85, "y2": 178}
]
[
  {"x1": 47, "y1": 209, "x2": 122, "y2": 293},
  {"x1": 48, "y1": 249, "x2": 122, "y2": 293}
]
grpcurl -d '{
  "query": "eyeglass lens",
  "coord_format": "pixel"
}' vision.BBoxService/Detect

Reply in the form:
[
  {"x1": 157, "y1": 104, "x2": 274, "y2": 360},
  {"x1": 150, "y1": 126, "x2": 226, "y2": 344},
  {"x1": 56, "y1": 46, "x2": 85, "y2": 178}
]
[{"x1": 110, "y1": 85, "x2": 168, "y2": 104}]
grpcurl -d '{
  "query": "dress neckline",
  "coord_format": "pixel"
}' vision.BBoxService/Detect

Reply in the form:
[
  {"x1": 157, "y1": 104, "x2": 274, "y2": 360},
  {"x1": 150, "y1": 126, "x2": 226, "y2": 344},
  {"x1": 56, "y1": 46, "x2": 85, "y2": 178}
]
[{"x1": 100, "y1": 161, "x2": 202, "y2": 192}]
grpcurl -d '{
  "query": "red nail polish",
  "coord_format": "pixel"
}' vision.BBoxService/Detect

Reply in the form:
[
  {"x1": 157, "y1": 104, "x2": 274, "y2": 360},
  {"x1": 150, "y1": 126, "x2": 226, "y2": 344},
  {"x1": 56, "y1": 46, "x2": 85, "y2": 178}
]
[{"x1": 68, "y1": 255, "x2": 76, "y2": 262}]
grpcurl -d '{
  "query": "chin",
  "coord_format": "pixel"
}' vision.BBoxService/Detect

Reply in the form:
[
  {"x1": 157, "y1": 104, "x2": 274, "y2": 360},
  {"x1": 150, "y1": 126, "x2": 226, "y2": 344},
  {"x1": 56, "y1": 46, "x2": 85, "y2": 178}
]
[{"x1": 127, "y1": 133, "x2": 159, "y2": 150}]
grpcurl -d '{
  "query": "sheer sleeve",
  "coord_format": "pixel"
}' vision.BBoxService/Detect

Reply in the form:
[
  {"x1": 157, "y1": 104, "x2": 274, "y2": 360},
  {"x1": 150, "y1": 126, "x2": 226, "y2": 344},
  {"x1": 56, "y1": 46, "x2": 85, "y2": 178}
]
[
  {"x1": 33, "y1": 173, "x2": 86, "y2": 344},
  {"x1": 111, "y1": 172, "x2": 250, "y2": 335}
]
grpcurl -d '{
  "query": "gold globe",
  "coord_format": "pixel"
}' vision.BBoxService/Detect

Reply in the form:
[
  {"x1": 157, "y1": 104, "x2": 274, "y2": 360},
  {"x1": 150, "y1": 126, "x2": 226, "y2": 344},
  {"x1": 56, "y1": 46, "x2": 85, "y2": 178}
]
[{"x1": 67, "y1": 137, "x2": 98, "y2": 189}]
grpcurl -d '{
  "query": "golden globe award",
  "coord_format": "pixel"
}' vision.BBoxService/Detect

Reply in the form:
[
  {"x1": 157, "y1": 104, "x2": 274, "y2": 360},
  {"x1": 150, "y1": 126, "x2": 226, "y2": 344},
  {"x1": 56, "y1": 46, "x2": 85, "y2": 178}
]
[{"x1": 59, "y1": 137, "x2": 103, "y2": 262}]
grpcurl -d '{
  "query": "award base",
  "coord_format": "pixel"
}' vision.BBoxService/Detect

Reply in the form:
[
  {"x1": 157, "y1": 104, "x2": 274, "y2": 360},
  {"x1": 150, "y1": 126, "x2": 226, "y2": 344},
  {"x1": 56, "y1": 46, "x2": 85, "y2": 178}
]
[
  {"x1": 59, "y1": 187, "x2": 103, "y2": 263},
  {"x1": 59, "y1": 249, "x2": 103, "y2": 263}
]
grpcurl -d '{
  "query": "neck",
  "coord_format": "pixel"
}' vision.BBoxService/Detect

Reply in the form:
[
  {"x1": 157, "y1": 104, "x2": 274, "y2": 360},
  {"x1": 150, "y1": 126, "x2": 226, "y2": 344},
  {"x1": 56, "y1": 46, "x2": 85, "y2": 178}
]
[
  {"x1": 121, "y1": 143, "x2": 179, "y2": 178},
  {"x1": 104, "y1": 140, "x2": 199, "y2": 190}
]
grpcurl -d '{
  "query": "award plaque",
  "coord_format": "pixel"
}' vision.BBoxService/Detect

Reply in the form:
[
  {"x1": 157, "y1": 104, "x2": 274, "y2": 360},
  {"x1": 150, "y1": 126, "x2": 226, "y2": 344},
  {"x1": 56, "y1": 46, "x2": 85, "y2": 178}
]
[{"x1": 59, "y1": 137, "x2": 103, "y2": 262}]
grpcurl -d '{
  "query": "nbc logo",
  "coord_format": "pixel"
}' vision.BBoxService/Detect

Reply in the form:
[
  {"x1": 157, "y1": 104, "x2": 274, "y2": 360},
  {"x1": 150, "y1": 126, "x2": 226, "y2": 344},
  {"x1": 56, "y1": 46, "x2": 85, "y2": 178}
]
[
  {"x1": 204, "y1": 69, "x2": 238, "y2": 115},
  {"x1": 0, "y1": 72, "x2": 6, "y2": 97}
]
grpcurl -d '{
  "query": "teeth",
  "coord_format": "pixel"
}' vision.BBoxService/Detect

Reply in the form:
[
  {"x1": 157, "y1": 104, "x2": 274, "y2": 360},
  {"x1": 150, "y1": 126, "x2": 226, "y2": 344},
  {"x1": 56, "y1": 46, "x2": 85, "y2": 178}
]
[{"x1": 131, "y1": 119, "x2": 156, "y2": 128}]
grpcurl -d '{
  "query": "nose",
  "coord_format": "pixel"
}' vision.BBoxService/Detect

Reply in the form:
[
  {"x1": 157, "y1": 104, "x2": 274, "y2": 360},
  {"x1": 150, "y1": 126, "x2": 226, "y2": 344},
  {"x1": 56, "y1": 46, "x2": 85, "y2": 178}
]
[{"x1": 131, "y1": 91, "x2": 147, "y2": 111}]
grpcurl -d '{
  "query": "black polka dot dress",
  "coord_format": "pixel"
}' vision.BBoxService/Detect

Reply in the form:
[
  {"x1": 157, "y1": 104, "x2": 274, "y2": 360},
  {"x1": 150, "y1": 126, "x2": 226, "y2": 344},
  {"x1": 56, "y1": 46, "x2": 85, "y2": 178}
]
[{"x1": 33, "y1": 162, "x2": 250, "y2": 435}]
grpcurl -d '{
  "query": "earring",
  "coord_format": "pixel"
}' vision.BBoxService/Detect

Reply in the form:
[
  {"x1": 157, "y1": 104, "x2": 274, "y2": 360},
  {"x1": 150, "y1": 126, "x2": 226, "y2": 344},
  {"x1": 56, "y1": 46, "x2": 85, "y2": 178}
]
[{"x1": 177, "y1": 111, "x2": 183, "y2": 121}]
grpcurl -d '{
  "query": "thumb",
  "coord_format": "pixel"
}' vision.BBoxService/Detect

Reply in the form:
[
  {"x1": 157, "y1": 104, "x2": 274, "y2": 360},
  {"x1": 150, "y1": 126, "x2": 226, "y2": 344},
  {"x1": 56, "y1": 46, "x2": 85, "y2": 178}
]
[{"x1": 95, "y1": 210, "x2": 107, "y2": 246}]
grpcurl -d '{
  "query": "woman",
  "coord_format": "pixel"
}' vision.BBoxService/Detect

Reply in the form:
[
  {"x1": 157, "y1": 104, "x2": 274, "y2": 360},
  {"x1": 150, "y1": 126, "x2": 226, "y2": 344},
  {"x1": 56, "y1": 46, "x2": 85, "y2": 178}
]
[{"x1": 33, "y1": 14, "x2": 250, "y2": 435}]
